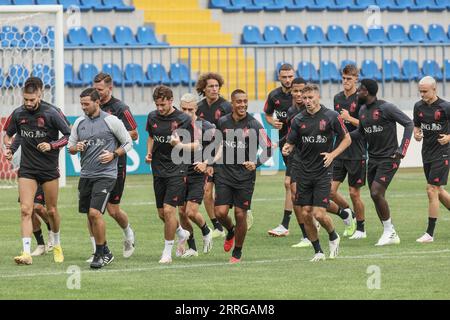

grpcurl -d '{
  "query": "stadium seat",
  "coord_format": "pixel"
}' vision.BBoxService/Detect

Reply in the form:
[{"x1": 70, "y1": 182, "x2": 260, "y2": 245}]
[
  {"x1": 1, "y1": 26, "x2": 21, "y2": 47},
  {"x1": 367, "y1": 26, "x2": 388, "y2": 43},
  {"x1": 36, "y1": 0, "x2": 58, "y2": 4},
  {"x1": 78, "y1": 63, "x2": 98, "y2": 86},
  {"x1": 348, "y1": 0, "x2": 376, "y2": 11},
  {"x1": 382, "y1": 59, "x2": 401, "y2": 81},
  {"x1": 388, "y1": 0, "x2": 410, "y2": 10},
  {"x1": 91, "y1": 26, "x2": 115, "y2": 46},
  {"x1": 340, "y1": 60, "x2": 357, "y2": 72},
  {"x1": 80, "y1": 0, "x2": 114, "y2": 12},
  {"x1": 109, "y1": 0, "x2": 135, "y2": 11},
  {"x1": 428, "y1": 24, "x2": 448, "y2": 43},
  {"x1": 231, "y1": 0, "x2": 263, "y2": 12},
  {"x1": 444, "y1": 59, "x2": 450, "y2": 81},
  {"x1": 242, "y1": 25, "x2": 266, "y2": 44},
  {"x1": 327, "y1": 25, "x2": 348, "y2": 44},
  {"x1": 263, "y1": 25, "x2": 287, "y2": 44},
  {"x1": 320, "y1": 60, "x2": 340, "y2": 83},
  {"x1": 124, "y1": 63, "x2": 150, "y2": 86},
  {"x1": 32, "y1": 64, "x2": 54, "y2": 87},
  {"x1": 408, "y1": 24, "x2": 428, "y2": 42},
  {"x1": 0, "y1": 68, "x2": 4, "y2": 87},
  {"x1": 13, "y1": 0, "x2": 35, "y2": 4},
  {"x1": 64, "y1": 63, "x2": 81, "y2": 87},
  {"x1": 136, "y1": 26, "x2": 168, "y2": 46},
  {"x1": 422, "y1": 59, "x2": 443, "y2": 81},
  {"x1": 67, "y1": 26, "x2": 92, "y2": 46},
  {"x1": 258, "y1": 0, "x2": 285, "y2": 11},
  {"x1": 347, "y1": 24, "x2": 369, "y2": 44},
  {"x1": 114, "y1": 26, "x2": 137, "y2": 46},
  {"x1": 170, "y1": 63, "x2": 195, "y2": 86},
  {"x1": 375, "y1": 0, "x2": 403, "y2": 11},
  {"x1": 209, "y1": 0, "x2": 231, "y2": 9},
  {"x1": 43, "y1": 26, "x2": 54, "y2": 47},
  {"x1": 59, "y1": 0, "x2": 90, "y2": 12},
  {"x1": 0, "y1": 0, "x2": 11, "y2": 4},
  {"x1": 304, "y1": 0, "x2": 326, "y2": 11},
  {"x1": 387, "y1": 24, "x2": 410, "y2": 43},
  {"x1": 328, "y1": 0, "x2": 352, "y2": 10},
  {"x1": 421, "y1": 0, "x2": 446, "y2": 11},
  {"x1": 102, "y1": 63, "x2": 125, "y2": 86},
  {"x1": 401, "y1": 0, "x2": 425, "y2": 11},
  {"x1": 401, "y1": 59, "x2": 422, "y2": 81},
  {"x1": 284, "y1": 25, "x2": 305, "y2": 44},
  {"x1": 21, "y1": 25, "x2": 44, "y2": 48},
  {"x1": 5, "y1": 64, "x2": 29, "y2": 87},
  {"x1": 146, "y1": 63, "x2": 172, "y2": 86},
  {"x1": 360, "y1": 59, "x2": 382, "y2": 81},
  {"x1": 297, "y1": 61, "x2": 319, "y2": 82},
  {"x1": 305, "y1": 25, "x2": 327, "y2": 43},
  {"x1": 284, "y1": 0, "x2": 307, "y2": 11},
  {"x1": 435, "y1": 0, "x2": 450, "y2": 9}
]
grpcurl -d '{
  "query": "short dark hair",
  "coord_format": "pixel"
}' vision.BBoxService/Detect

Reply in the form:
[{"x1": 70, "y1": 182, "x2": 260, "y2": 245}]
[
  {"x1": 195, "y1": 72, "x2": 224, "y2": 96},
  {"x1": 292, "y1": 77, "x2": 307, "y2": 85},
  {"x1": 279, "y1": 63, "x2": 294, "y2": 73},
  {"x1": 23, "y1": 81, "x2": 40, "y2": 94},
  {"x1": 80, "y1": 87, "x2": 101, "y2": 101},
  {"x1": 25, "y1": 77, "x2": 44, "y2": 90},
  {"x1": 301, "y1": 84, "x2": 320, "y2": 94},
  {"x1": 231, "y1": 89, "x2": 247, "y2": 100},
  {"x1": 94, "y1": 72, "x2": 113, "y2": 86},
  {"x1": 342, "y1": 64, "x2": 359, "y2": 77},
  {"x1": 153, "y1": 85, "x2": 173, "y2": 101}
]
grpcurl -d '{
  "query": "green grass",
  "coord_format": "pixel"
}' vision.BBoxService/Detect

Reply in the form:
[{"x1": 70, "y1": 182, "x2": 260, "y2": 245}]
[{"x1": 1, "y1": 168, "x2": 450, "y2": 299}]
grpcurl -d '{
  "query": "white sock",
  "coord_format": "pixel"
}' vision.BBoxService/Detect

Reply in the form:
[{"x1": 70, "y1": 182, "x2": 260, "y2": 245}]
[
  {"x1": 382, "y1": 218, "x2": 394, "y2": 233},
  {"x1": 163, "y1": 240, "x2": 174, "y2": 257},
  {"x1": 90, "y1": 236, "x2": 96, "y2": 254},
  {"x1": 23, "y1": 237, "x2": 32, "y2": 254},
  {"x1": 176, "y1": 225, "x2": 187, "y2": 239},
  {"x1": 123, "y1": 224, "x2": 134, "y2": 240},
  {"x1": 52, "y1": 231, "x2": 60, "y2": 246},
  {"x1": 48, "y1": 230, "x2": 54, "y2": 242}
]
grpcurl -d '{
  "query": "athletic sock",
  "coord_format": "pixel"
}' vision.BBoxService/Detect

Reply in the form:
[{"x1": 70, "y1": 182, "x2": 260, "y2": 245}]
[
  {"x1": 103, "y1": 242, "x2": 111, "y2": 254},
  {"x1": 52, "y1": 231, "x2": 60, "y2": 246},
  {"x1": 337, "y1": 207, "x2": 350, "y2": 220},
  {"x1": 176, "y1": 225, "x2": 187, "y2": 239},
  {"x1": 95, "y1": 244, "x2": 104, "y2": 256},
  {"x1": 122, "y1": 224, "x2": 134, "y2": 241},
  {"x1": 45, "y1": 222, "x2": 51, "y2": 231},
  {"x1": 90, "y1": 236, "x2": 96, "y2": 254},
  {"x1": 299, "y1": 223, "x2": 308, "y2": 239},
  {"x1": 382, "y1": 218, "x2": 394, "y2": 233},
  {"x1": 281, "y1": 210, "x2": 292, "y2": 229},
  {"x1": 426, "y1": 217, "x2": 437, "y2": 237},
  {"x1": 328, "y1": 230, "x2": 338, "y2": 241},
  {"x1": 22, "y1": 237, "x2": 32, "y2": 254},
  {"x1": 187, "y1": 233, "x2": 197, "y2": 251},
  {"x1": 33, "y1": 229, "x2": 45, "y2": 246},
  {"x1": 232, "y1": 246, "x2": 242, "y2": 259},
  {"x1": 226, "y1": 226, "x2": 235, "y2": 241},
  {"x1": 211, "y1": 218, "x2": 223, "y2": 231},
  {"x1": 356, "y1": 220, "x2": 365, "y2": 232},
  {"x1": 200, "y1": 223, "x2": 210, "y2": 236},
  {"x1": 163, "y1": 240, "x2": 174, "y2": 257},
  {"x1": 311, "y1": 240, "x2": 323, "y2": 254}
]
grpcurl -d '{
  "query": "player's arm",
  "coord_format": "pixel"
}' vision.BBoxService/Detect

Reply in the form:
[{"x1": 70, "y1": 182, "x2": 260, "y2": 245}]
[
  {"x1": 171, "y1": 117, "x2": 200, "y2": 151},
  {"x1": 39, "y1": 110, "x2": 71, "y2": 152},
  {"x1": 339, "y1": 109, "x2": 359, "y2": 127},
  {"x1": 384, "y1": 103, "x2": 413, "y2": 158},
  {"x1": 194, "y1": 122, "x2": 216, "y2": 173},
  {"x1": 254, "y1": 124, "x2": 273, "y2": 169},
  {"x1": 264, "y1": 96, "x2": 283, "y2": 130},
  {"x1": 119, "y1": 107, "x2": 139, "y2": 141},
  {"x1": 412, "y1": 104, "x2": 423, "y2": 142},
  {"x1": 436, "y1": 102, "x2": 450, "y2": 145},
  {"x1": 67, "y1": 117, "x2": 85, "y2": 155},
  {"x1": 100, "y1": 116, "x2": 133, "y2": 164},
  {"x1": 145, "y1": 136, "x2": 154, "y2": 163},
  {"x1": 3, "y1": 113, "x2": 16, "y2": 148},
  {"x1": 321, "y1": 114, "x2": 351, "y2": 167}
]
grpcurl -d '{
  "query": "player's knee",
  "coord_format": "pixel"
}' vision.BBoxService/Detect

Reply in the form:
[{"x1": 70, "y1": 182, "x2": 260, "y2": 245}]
[
  {"x1": 284, "y1": 179, "x2": 291, "y2": 191},
  {"x1": 33, "y1": 204, "x2": 46, "y2": 217},
  {"x1": 20, "y1": 204, "x2": 33, "y2": 217},
  {"x1": 46, "y1": 207, "x2": 57, "y2": 218},
  {"x1": 426, "y1": 185, "x2": 440, "y2": 198},
  {"x1": 214, "y1": 209, "x2": 227, "y2": 219},
  {"x1": 370, "y1": 187, "x2": 383, "y2": 201},
  {"x1": 349, "y1": 188, "x2": 360, "y2": 201}
]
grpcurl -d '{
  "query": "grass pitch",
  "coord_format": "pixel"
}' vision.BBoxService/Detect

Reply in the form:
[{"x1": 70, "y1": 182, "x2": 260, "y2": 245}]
[{"x1": 1, "y1": 168, "x2": 450, "y2": 300}]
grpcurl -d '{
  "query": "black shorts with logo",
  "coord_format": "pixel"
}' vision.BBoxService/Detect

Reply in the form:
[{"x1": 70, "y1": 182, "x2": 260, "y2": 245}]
[
  {"x1": 424, "y1": 159, "x2": 450, "y2": 186},
  {"x1": 185, "y1": 174, "x2": 208, "y2": 204},
  {"x1": 214, "y1": 181, "x2": 255, "y2": 210},
  {"x1": 17, "y1": 184, "x2": 45, "y2": 205},
  {"x1": 333, "y1": 159, "x2": 366, "y2": 187},
  {"x1": 295, "y1": 171, "x2": 332, "y2": 208},
  {"x1": 367, "y1": 158, "x2": 400, "y2": 188},
  {"x1": 109, "y1": 166, "x2": 127, "y2": 205},
  {"x1": 18, "y1": 168, "x2": 60, "y2": 184},
  {"x1": 154, "y1": 175, "x2": 186, "y2": 209},
  {"x1": 78, "y1": 177, "x2": 116, "y2": 214}
]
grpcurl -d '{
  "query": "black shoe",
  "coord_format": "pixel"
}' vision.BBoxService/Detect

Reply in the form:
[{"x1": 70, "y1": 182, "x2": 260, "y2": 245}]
[
  {"x1": 90, "y1": 254, "x2": 105, "y2": 269},
  {"x1": 103, "y1": 252, "x2": 114, "y2": 265}
]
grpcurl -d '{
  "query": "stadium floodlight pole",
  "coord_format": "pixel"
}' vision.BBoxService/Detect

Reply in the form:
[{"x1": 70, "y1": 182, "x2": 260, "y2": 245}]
[{"x1": 0, "y1": 5, "x2": 66, "y2": 187}]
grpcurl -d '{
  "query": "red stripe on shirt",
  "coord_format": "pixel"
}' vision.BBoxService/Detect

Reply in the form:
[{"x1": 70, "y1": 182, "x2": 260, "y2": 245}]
[
  {"x1": 3, "y1": 114, "x2": 12, "y2": 132},
  {"x1": 337, "y1": 115, "x2": 348, "y2": 134},
  {"x1": 124, "y1": 110, "x2": 137, "y2": 130},
  {"x1": 402, "y1": 138, "x2": 410, "y2": 156}
]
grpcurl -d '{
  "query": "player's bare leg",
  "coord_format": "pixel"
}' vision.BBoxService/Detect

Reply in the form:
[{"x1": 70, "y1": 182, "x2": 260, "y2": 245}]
[
  {"x1": 41, "y1": 179, "x2": 63, "y2": 262},
  {"x1": 106, "y1": 203, "x2": 135, "y2": 258}
]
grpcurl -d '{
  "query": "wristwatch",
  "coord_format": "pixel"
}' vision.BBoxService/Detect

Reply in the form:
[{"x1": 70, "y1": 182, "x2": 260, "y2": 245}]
[{"x1": 113, "y1": 151, "x2": 119, "y2": 159}]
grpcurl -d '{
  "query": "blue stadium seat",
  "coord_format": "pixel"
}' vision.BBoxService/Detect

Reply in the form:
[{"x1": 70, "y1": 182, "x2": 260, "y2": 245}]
[
  {"x1": 387, "y1": 24, "x2": 410, "y2": 43},
  {"x1": 32, "y1": 64, "x2": 54, "y2": 87},
  {"x1": 263, "y1": 25, "x2": 287, "y2": 44},
  {"x1": 64, "y1": 63, "x2": 82, "y2": 87},
  {"x1": 102, "y1": 63, "x2": 125, "y2": 86},
  {"x1": 367, "y1": 26, "x2": 388, "y2": 43},
  {"x1": 435, "y1": 0, "x2": 449, "y2": 9},
  {"x1": 67, "y1": 27, "x2": 92, "y2": 46},
  {"x1": 124, "y1": 63, "x2": 151, "y2": 86},
  {"x1": 259, "y1": 0, "x2": 285, "y2": 11},
  {"x1": 0, "y1": 0, "x2": 11, "y2": 4},
  {"x1": 242, "y1": 25, "x2": 266, "y2": 44},
  {"x1": 376, "y1": 0, "x2": 404, "y2": 11},
  {"x1": 59, "y1": 0, "x2": 90, "y2": 12},
  {"x1": 21, "y1": 25, "x2": 44, "y2": 48},
  {"x1": 320, "y1": 60, "x2": 340, "y2": 83},
  {"x1": 428, "y1": 24, "x2": 448, "y2": 43},
  {"x1": 327, "y1": 25, "x2": 348, "y2": 44},
  {"x1": 328, "y1": 0, "x2": 352, "y2": 10},
  {"x1": 0, "y1": 68, "x2": 4, "y2": 87},
  {"x1": 114, "y1": 26, "x2": 137, "y2": 46},
  {"x1": 297, "y1": 61, "x2": 319, "y2": 82},
  {"x1": 231, "y1": 0, "x2": 263, "y2": 12},
  {"x1": 170, "y1": 63, "x2": 195, "y2": 86},
  {"x1": 340, "y1": 60, "x2": 357, "y2": 73},
  {"x1": 109, "y1": 0, "x2": 135, "y2": 12},
  {"x1": 348, "y1": 0, "x2": 376, "y2": 11},
  {"x1": 305, "y1": 25, "x2": 327, "y2": 43},
  {"x1": 392, "y1": 0, "x2": 413, "y2": 10},
  {"x1": 284, "y1": 25, "x2": 305, "y2": 44},
  {"x1": 136, "y1": 26, "x2": 168, "y2": 46},
  {"x1": 209, "y1": 0, "x2": 231, "y2": 9},
  {"x1": 146, "y1": 63, "x2": 172, "y2": 86},
  {"x1": 80, "y1": 0, "x2": 114, "y2": 12},
  {"x1": 444, "y1": 59, "x2": 450, "y2": 81},
  {"x1": 36, "y1": 0, "x2": 57, "y2": 4},
  {"x1": 285, "y1": 0, "x2": 307, "y2": 11},
  {"x1": 382, "y1": 59, "x2": 401, "y2": 81},
  {"x1": 401, "y1": 59, "x2": 421, "y2": 81},
  {"x1": 1, "y1": 26, "x2": 21, "y2": 47},
  {"x1": 401, "y1": 0, "x2": 425, "y2": 11},
  {"x1": 360, "y1": 60, "x2": 382, "y2": 81},
  {"x1": 43, "y1": 26, "x2": 55, "y2": 47},
  {"x1": 304, "y1": 0, "x2": 326, "y2": 11},
  {"x1": 5, "y1": 65, "x2": 29, "y2": 87},
  {"x1": 408, "y1": 24, "x2": 428, "y2": 42},
  {"x1": 347, "y1": 24, "x2": 368, "y2": 44},
  {"x1": 91, "y1": 26, "x2": 115, "y2": 46},
  {"x1": 78, "y1": 63, "x2": 98, "y2": 86},
  {"x1": 421, "y1": 0, "x2": 446, "y2": 11},
  {"x1": 13, "y1": 0, "x2": 35, "y2": 4},
  {"x1": 422, "y1": 59, "x2": 443, "y2": 81}
]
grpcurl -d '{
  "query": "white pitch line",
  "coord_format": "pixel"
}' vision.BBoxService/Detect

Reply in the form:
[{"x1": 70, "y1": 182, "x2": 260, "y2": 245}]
[{"x1": 1, "y1": 249, "x2": 450, "y2": 279}]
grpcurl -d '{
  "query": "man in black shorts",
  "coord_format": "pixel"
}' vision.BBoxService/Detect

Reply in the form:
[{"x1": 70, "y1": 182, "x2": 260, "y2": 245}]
[
  {"x1": 213, "y1": 89, "x2": 273, "y2": 263},
  {"x1": 68, "y1": 88, "x2": 132, "y2": 269},
  {"x1": 413, "y1": 76, "x2": 450, "y2": 243},
  {"x1": 283, "y1": 84, "x2": 351, "y2": 262},
  {"x1": 356, "y1": 79, "x2": 413, "y2": 246}
]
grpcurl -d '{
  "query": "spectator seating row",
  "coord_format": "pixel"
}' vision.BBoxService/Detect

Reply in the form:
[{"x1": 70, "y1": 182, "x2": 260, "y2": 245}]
[{"x1": 0, "y1": 0, "x2": 134, "y2": 12}]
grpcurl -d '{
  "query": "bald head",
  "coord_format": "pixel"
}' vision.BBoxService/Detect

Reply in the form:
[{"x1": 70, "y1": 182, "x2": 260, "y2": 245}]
[
  {"x1": 419, "y1": 76, "x2": 436, "y2": 87},
  {"x1": 419, "y1": 76, "x2": 437, "y2": 105}
]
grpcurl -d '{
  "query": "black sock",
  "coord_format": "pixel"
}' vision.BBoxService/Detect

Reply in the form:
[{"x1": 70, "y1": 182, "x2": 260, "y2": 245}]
[
  {"x1": 187, "y1": 233, "x2": 197, "y2": 251},
  {"x1": 95, "y1": 244, "x2": 104, "y2": 256},
  {"x1": 211, "y1": 218, "x2": 223, "y2": 231},
  {"x1": 232, "y1": 246, "x2": 242, "y2": 259},
  {"x1": 299, "y1": 223, "x2": 308, "y2": 239},
  {"x1": 357, "y1": 220, "x2": 365, "y2": 232},
  {"x1": 281, "y1": 210, "x2": 292, "y2": 229},
  {"x1": 200, "y1": 223, "x2": 210, "y2": 237},
  {"x1": 311, "y1": 240, "x2": 323, "y2": 253},
  {"x1": 337, "y1": 207, "x2": 349, "y2": 220},
  {"x1": 103, "y1": 242, "x2": 111, "y2": 254},
  {"x1": 226, "y1": 226, "x2": 235, "y2": 241},
  {"x1": 328, "y1": 230, "x2": 338, "y2": 241},
  {"x1": 33, "y1": 229, "x2": 45, "y2": 246},
  {"x1": 426, "y1": 217, "x2": 437, "y2": 237},
  {"x1": 45, "y1": 222, "x2": 51, "y2": 231}
]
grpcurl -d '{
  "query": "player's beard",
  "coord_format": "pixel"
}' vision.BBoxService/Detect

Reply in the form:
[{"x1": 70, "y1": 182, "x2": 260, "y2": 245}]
[{"x1": 358, "y1": 96, "x2": 367, "y2": 105}]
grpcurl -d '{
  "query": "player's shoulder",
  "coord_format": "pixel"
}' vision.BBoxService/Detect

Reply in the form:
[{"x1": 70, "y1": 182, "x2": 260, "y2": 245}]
[
  {"x1": 323, "y1": 105, "x2": 340, "y2": 118},
  {"x1": 247, "y1": 113, "x2": 262, "y2": 127},
  {"x1": 413, "y1": 100, "x2": 424, "y2": 110},
  {"x1": 333, "y1": 90, "x2": 345, "y2": 101},
  {"x1": 378, "y1": 100, "x2": 396, "y2": 111},
  {"x1": 72, "y1": 115, "x2": 86, "y2": 128},
  {"x1": 268, "y1": 86, "x2": 282, "y2": 99},
  {"x1": 217, "y1": 113, "x2": 232, "y2": 126},
  {"x1": 11, "y1": 106, "x2": 24, "y2": 117},
  {"x1": 147, "y1": 110, "x2": 158, "y2": 120},
  {"x1": 201, "y1": 118, "x2": 216, "y2": 130}
]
